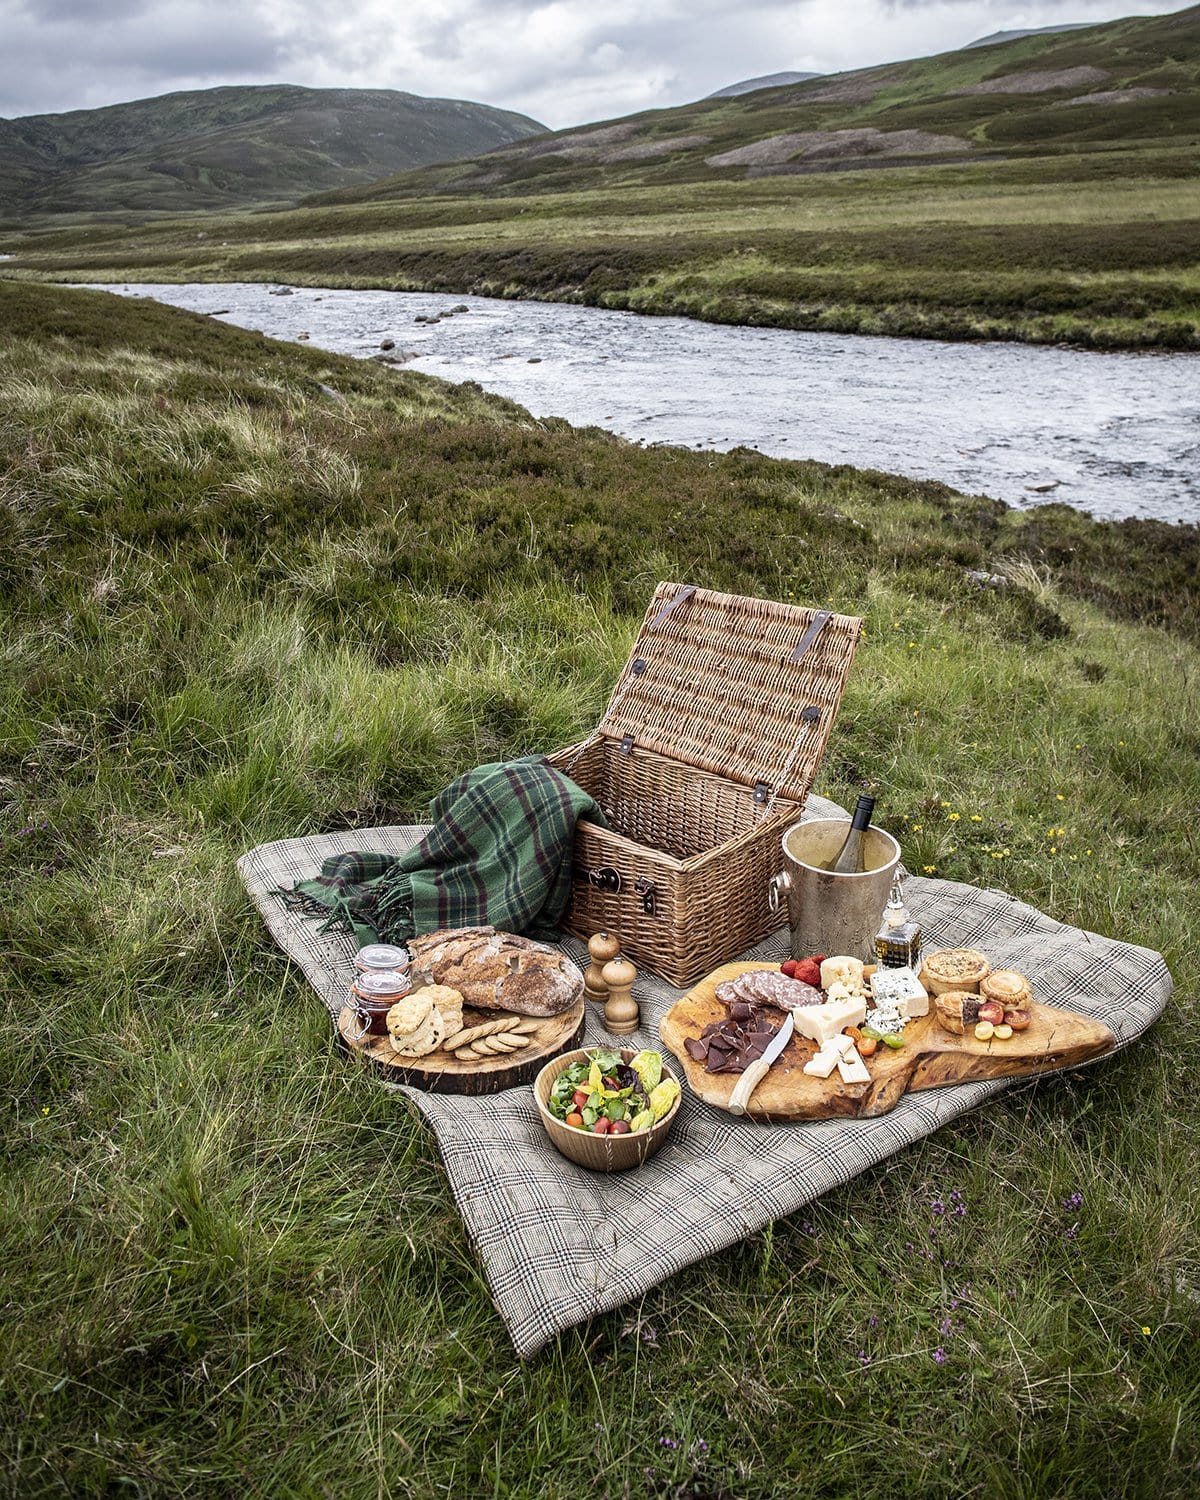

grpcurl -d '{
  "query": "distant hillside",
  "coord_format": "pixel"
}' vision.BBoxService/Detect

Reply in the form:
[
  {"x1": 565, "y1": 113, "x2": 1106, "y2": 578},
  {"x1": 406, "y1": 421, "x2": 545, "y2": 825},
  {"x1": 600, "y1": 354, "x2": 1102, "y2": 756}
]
[
  {"x1": 0, "y1": 85, "x2": 545, "y2": 221},
  {"x1": 707, "y1": 72, "x2": 824, "y2": 98},
  {"x1": 967, "y1": 23, "x2": 1094, "y2": 49},
  {"x1": 313, "y1": 5, "x2": 1199, "y2": 202}
]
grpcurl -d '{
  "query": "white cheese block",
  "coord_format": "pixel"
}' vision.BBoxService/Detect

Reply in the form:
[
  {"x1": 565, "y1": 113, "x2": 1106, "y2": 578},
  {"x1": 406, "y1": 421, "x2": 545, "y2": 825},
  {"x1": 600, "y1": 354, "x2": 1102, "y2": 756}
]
[
  {"x1": 837, "y1": 1046, "x2": 871, "y2": 1085},
  {"x1": 820, "y1": 955, "x2": 866, "y2": 991},
  {"x1": 791, "y1": 994, "x2": 868, "y2": 1048},
  {"x1": 803, "y1": 1046, "x2": 841, "y2": 1079}
]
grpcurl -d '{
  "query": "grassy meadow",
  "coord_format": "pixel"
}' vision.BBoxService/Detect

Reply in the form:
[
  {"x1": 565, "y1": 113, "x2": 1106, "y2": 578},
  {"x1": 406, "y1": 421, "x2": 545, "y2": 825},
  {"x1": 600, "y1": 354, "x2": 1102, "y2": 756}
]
[
  {"x1": 2, "y1": 282, "x2": 1199, "y2": 1497},
  {"x1": 8, "y1": 148, "x2": 1200, "y2": 350}
]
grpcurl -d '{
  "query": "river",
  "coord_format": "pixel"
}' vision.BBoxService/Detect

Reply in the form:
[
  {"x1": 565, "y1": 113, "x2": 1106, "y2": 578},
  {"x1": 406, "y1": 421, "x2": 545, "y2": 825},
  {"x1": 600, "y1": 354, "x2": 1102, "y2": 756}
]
[{"x1": 99, "y1": 282, "x2": 1200, "y2": 525}]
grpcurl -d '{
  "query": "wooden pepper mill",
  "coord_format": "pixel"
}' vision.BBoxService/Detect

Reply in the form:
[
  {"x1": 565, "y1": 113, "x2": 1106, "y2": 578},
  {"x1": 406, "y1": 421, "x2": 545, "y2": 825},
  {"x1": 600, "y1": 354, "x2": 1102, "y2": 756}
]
[
  {"x1": 600, "y1": 955, "x2": 639, "y2": 1035},
  {"x1": 584, "y1": 931, "x2": 621, "y2": 1005}
]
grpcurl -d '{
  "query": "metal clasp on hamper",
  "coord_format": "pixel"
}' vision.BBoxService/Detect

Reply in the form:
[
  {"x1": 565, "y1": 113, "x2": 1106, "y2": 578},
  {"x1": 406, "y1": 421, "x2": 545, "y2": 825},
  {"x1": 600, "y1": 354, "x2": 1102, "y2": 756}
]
[
  {"x1": 588, "y1": 866, "x2": 622, "y2": 893},
  {"x1": 634, "y1": 877, "x2": 657, "y2": 915}
]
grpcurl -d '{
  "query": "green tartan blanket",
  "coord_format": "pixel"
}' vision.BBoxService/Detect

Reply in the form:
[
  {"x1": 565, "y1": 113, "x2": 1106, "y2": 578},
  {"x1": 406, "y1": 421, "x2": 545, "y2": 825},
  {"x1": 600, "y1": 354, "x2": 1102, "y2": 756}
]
[{"x1": 285, "y1": 755, "x2": 604, "y2": 945}]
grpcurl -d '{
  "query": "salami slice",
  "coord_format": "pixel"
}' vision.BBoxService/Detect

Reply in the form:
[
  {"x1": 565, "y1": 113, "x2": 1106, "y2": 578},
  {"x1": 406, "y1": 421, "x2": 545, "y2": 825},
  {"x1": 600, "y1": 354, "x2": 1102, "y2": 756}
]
[{"x1": 739, "y1": 969, "x2": 824, "y2": 1010}]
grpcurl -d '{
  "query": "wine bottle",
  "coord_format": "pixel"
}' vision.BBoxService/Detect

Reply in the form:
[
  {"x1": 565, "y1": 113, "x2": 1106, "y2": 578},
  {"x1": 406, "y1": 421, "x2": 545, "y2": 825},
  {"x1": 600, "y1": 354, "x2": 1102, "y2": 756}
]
[{"x1": 826, "y1": 795, "x2": 875, "y2": 873}]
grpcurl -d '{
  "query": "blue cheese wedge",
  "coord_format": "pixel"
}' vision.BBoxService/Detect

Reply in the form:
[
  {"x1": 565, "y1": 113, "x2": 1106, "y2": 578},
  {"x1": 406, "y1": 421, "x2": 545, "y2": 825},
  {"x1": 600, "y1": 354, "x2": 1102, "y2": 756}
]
[{"x1": 869, "y1": 965, "x2": 929, "y2": 1017}]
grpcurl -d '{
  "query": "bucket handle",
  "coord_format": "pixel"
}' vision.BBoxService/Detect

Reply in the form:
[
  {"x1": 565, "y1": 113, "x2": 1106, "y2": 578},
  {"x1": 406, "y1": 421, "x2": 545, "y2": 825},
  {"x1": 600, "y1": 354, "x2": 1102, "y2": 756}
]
[{"x1": 768, "y1": 870, "x2": 791, "y2": 913}]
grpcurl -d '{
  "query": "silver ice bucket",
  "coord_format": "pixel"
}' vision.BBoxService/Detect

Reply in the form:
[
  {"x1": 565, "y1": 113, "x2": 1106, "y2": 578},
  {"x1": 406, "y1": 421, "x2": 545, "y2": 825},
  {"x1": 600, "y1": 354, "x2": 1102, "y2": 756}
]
[{"x1": 768, "y1": 817, "x2": 901, "y2": 961}]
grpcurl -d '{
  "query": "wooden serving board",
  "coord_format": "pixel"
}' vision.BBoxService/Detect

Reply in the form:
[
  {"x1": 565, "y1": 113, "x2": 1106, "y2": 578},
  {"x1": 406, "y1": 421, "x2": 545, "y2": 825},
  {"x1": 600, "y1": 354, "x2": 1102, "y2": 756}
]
[
  {"x1": 659, "y1": 962, "x2": 1115, "y2": 1122},
  {"x1": 337, "y1": 998, "x2": 586, "y2": 1094}
]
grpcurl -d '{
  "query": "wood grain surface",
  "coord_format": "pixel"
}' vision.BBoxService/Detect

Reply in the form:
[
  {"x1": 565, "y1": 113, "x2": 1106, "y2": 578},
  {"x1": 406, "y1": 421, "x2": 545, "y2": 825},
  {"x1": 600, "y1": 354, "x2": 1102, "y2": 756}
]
[
  {"x1": 338, "y1": 998, "x2": 586, "y2": 1093},
  {"x1": 659, "y1": 961, "x2": 1116, "y2": 1121}
]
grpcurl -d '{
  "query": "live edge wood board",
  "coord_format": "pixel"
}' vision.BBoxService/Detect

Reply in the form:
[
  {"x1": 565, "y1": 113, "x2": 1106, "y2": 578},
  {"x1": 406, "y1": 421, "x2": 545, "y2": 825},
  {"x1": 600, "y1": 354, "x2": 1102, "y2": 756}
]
[
  {"x1": 659, "y1": 962, "x2": 1116, "y2": 1122},
  {"x1": 337, "y1": 997, "x2": 586, "y2": 1094}
]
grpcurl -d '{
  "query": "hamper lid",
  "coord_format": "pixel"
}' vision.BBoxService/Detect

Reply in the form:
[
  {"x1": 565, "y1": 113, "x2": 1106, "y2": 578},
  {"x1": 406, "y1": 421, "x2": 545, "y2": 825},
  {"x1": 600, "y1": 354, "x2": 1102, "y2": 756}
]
[{"x1": 595, "y1": 582, "x2": 862, "y2": 807}]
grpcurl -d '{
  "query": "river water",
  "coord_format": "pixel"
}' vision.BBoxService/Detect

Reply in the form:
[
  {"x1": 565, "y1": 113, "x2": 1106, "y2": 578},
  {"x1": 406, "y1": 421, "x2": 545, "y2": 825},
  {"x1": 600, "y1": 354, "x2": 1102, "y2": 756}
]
[{"x1": 100, "y1": 282, "x2": 1200, "y2": 525}]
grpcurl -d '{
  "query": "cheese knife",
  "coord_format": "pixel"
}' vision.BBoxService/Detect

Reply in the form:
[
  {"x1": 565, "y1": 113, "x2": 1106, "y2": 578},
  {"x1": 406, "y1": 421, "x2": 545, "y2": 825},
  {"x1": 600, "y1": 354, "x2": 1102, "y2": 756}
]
[{"x1": 727, "y1": 1010, "x2": 795, "y2": 1116}]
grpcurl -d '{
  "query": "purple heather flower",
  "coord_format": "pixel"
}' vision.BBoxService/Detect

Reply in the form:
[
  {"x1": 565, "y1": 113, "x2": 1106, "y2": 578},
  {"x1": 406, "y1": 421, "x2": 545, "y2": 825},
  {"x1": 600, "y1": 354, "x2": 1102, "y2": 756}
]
[{"x1": 933, "y1": 1347, "x2": 947, "y2": 1366}]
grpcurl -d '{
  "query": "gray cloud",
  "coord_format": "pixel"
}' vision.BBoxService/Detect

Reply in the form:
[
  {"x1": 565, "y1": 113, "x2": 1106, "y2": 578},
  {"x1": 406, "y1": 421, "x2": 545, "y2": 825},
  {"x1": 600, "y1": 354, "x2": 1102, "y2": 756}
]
[{"x1": 0, "y1": 0, "x2": 1186, "y2": 126}]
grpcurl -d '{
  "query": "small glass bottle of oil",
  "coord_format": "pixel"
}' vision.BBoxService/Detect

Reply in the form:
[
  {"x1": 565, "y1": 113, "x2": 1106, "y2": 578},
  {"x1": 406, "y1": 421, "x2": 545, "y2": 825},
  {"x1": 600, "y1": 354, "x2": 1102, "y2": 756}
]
[{"x1": 874, "y1": 877, "x2": 922, "y2": 968}]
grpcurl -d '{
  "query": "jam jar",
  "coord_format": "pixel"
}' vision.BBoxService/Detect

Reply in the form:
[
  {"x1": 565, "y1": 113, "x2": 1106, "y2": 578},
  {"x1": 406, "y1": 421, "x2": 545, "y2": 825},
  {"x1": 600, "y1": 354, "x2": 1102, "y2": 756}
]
[{"x1": 349, "y1": 967, "x2": 412, "y2": 1037}]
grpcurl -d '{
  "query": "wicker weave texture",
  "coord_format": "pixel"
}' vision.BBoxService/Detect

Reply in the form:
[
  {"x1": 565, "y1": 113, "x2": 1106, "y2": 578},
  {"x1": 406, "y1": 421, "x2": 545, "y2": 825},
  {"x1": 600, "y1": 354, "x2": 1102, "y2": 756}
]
[
  {"x1": 597, "y1": 582, "x2": 861, "y2": 805},
  {"x1": 549, "y1": 738, "x2": 801, "y2": 986}
]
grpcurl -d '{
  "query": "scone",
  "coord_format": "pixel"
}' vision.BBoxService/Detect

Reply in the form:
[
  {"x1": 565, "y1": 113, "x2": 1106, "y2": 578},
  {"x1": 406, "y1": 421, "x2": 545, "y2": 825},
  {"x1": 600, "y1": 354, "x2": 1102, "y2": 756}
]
[
  {"x1": 386, "y1": 992, "x2": 446, "y2": 1058},
  {"x1": 920, "y1": 949, "x2": 991, "y2": 996},
  {"x1": 419, "y1": 983, "x2": 464, "y2": 1037}
]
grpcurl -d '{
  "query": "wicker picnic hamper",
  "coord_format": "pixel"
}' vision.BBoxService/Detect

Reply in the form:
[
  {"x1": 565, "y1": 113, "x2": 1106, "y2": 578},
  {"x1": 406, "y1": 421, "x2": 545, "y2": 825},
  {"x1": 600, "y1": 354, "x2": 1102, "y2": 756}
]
[{"x1": 547, "y1": 582, "x2": 862, "y2": 987}]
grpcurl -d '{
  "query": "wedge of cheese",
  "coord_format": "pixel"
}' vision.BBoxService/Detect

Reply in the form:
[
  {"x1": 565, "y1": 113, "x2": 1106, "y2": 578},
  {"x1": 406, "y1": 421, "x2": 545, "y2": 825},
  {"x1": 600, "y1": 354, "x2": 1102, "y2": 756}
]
[
  {"x1": 837, "y1": 1046, "x2": 871, "y2": 1085},
  {"x1": 791, "y1": 994, "x2": 868, "y2": 1049},
  {"x1": 802, "y1": 1033, "x2": 856, "y2": 1078},
  {"x1": 803, "y1": 1047, "x2": 840, "y2": 1079}
]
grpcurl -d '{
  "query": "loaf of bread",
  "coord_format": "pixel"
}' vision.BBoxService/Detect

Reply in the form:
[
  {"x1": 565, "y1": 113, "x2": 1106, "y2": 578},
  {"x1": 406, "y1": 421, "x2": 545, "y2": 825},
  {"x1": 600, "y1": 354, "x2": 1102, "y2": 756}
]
[{"x1": 408, "y1": 927, "x2": 584, "y2": 1017}]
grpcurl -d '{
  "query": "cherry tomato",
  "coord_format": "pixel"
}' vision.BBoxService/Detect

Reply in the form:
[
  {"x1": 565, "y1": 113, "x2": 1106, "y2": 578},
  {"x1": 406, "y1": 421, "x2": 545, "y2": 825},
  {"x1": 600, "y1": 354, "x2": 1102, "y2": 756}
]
[
  {"x1": 610, "y1": 1119, "x2": 631, "y2": 1134},
  {"x1": 572, "y1": 1089, "x2": 589, "y2": 1109},
  {"x1": 857, "y1": 1036, "x2": 879, "y2": 1058},
  {"x1": 591, "y1": 1118, "x2": 611, "y2": 1135},
  {"x1": 565, "y1": 1111, "x2": 584, "y2": 1129}
]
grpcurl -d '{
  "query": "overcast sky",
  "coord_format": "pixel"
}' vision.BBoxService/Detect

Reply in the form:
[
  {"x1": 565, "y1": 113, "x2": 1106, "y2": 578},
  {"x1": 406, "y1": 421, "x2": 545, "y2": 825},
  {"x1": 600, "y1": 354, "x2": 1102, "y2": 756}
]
[{"x1": 0, "y1": 0, "x2": 1187, "y2": 127}]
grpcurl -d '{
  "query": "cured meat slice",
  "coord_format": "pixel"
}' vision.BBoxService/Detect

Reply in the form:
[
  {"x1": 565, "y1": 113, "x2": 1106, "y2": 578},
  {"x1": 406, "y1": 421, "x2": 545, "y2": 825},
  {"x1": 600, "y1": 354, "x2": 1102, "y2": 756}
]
[{"x1": 743, "y1": 970, "x2": 823, "y2": 1010}]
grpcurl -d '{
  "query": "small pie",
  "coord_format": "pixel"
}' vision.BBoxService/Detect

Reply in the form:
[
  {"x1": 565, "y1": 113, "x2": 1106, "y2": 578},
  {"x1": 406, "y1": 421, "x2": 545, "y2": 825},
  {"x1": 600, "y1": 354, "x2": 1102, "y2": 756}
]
[
  {"x1": 934, "y1": 990, "x2": 984, "y2": 1036},
  {"x1": 920, "y1": 948, "x2": 991, "y2": 996},
  {"x1": 979, "y1": 970, "x2": 1032, "y2": 1008}
]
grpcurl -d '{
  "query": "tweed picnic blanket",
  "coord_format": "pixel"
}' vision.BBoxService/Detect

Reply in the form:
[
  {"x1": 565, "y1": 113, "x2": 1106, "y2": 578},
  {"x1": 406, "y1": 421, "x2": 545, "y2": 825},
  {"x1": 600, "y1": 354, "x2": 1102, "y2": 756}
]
[
  {"x1": 282, "y1": 755, "x2": 604, "y2": 945},
  {"x1": 238, "y1": 794, "x2": 1173, "y2": 1358}
]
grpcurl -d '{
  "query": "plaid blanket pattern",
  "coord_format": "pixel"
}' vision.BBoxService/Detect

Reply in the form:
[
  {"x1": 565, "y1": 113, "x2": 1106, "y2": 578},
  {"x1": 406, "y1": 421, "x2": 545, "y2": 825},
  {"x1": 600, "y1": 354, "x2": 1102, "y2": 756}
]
[
  {"x1": 238, "y1": 795, "x2": 1173, "y2": 1358},
  {"x1": 285, "y1": 755, "x2": 604, "y2": 944}
]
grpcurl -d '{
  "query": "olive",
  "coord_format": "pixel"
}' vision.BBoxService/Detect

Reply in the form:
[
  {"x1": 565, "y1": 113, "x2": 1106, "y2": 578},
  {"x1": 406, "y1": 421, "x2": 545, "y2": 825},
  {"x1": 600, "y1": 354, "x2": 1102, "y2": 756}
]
[{"x1": 610, "y1": 1119, "x2": 631, "y2": 1134}]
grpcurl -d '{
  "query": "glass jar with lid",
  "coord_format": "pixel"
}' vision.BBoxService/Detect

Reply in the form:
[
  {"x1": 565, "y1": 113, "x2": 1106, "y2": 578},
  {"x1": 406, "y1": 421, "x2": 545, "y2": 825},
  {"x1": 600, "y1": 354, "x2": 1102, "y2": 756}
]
[{"x1": 349, "y1": 967, "x2": 412, "y2": 1037}]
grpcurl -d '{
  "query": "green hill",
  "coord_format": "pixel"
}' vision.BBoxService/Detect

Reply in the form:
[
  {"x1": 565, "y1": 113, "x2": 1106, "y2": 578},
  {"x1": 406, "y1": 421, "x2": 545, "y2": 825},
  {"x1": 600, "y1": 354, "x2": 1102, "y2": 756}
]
[
  {"x1": 314, "y1": 5, "x2": 1199, "y2": 202},
  {"x1": 0, "y1": 85, "x2": 546, "y2": 222},
  {"x1": 5, "y1": 8, "x2": 1198, "y2": 349}
]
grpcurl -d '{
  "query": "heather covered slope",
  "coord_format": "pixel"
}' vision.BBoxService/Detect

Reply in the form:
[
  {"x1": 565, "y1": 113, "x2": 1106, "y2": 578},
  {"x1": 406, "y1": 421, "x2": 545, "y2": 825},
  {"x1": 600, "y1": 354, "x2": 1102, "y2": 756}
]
[
  {"x1": 0, "y1": 85, "x2": 545, "y2": 222},
  {"x1": 314, "y1": 5, "x2": 1200, "y2": 201}
]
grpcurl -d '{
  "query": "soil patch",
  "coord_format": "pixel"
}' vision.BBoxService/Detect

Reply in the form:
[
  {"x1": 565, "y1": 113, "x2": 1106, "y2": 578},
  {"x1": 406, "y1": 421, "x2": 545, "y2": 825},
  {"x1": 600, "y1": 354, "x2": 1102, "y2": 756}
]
[
  {"x1": 955, "y1": 65, "x2": 1110, "y2": 95},
  {"x1": 1051, "y1": 87, "x2": 1175, "y2": 108},
  {"x1": 706, "y1": 127, "x2": 971, "y2": 169},
  {"x1": 601, "y1": 135, "x2": 712, "y2": 163}
]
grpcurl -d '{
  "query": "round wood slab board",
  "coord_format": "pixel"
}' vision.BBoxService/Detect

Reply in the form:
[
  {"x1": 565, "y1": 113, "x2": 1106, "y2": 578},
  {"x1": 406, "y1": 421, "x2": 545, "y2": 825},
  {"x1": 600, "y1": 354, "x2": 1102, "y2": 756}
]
[
  {"x1": 659, "y1": 961, "x2": 1116, "y2": 1122},
  {"x1": 337, "y1": 997, "x2": 586, "y2": 1093}
]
